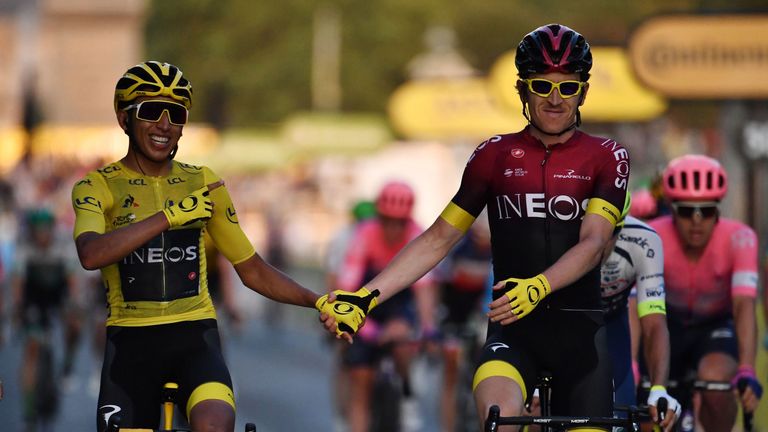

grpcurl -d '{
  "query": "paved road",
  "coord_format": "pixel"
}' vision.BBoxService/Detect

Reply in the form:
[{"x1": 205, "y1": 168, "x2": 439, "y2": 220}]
[{"x1": 0, "y1": 299, "x2": 445, "y2": 432}]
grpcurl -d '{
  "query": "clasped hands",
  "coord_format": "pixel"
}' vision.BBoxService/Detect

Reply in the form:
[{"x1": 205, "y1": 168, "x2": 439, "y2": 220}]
[{"x1": 316, "y1": 287, "x2": 380, "y2": 343}]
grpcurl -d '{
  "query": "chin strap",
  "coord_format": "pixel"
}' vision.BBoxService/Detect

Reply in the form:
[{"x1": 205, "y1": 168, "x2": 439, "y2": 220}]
[{"x1": 522, "y1": 104, "x2": 581, "y2": 137}]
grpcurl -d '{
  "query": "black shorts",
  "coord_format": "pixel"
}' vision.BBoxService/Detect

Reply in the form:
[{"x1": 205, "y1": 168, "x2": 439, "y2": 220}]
[
  {"x1": 667, "y1": 316, "x2": 738, "y2": 380},
  {"x1": 96, "y1": 319, "x2": 233, "y2": 431},
  {"x1": 475, "y1": 307, "x2": 613, "y2": 417}
]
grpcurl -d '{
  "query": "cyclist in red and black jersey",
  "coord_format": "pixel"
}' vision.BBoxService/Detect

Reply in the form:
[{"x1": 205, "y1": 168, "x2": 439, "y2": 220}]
[{"x1": 317, "y1": 24, "x2": 636, "y2": 431}]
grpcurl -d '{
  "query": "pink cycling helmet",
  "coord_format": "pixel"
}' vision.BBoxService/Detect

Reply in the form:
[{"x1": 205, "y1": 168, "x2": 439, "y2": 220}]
[
  {"x1": 629, "y1": 189, "x2": 658, "y2": 219},
  {"x1": 376, "y1": 181, "x2": 415, "y2": 219},
  {"x1": 662, "y1": 155, "x2": 727, "y2": 201}
]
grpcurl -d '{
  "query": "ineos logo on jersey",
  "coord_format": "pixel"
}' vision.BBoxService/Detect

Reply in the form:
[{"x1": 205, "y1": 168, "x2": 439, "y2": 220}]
[
  {"x1": 123, "y1": 245, "x2": 198, "y2": 265},
  {"x1": 495, "y1": 193, "x2": 588, "y2": 221},
  {"x1": 467, "y1": 135, "x2": 502, "y2": 164},
  {"x1": 600, "y1": 139, "x2": 630, "y2": 189}
]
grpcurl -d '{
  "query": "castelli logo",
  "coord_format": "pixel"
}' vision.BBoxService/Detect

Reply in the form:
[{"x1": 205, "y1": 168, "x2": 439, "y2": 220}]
[{"x1": 511, "y1": 148, "x2": 525, "y2": 158}]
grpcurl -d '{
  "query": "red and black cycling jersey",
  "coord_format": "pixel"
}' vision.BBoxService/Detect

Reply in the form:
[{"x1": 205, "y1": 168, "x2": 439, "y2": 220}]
[{"x1": 451, "y1": 127, "x2": 629, "y2": 311}]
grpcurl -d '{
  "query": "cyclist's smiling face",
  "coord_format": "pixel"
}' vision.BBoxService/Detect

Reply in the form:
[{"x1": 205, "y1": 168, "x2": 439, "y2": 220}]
[
  {"x1": 118, "y1": 95, "x2": 184, "y2": 169},
  {"x1": 522, "y1": 72, "x2": 587, "y2": 142}
]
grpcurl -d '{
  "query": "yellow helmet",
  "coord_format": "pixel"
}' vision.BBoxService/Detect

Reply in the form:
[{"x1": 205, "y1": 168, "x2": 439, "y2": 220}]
[{"x1": 114, "y1": 61, "x2": 193, "y2": 112}]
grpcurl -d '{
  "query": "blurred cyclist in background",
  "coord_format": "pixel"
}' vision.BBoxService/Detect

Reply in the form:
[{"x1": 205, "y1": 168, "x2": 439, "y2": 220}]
[
  {"x1": 334, "y1": 181, "x2": 437, "y2": 432},
  {"x1": 318, "y1": 23, "x2": 642, "y2": 432},
  {"x1": 628, "y1": 188, "x2": 658, "y2": 220},
  {"x1": 600, "y1": 193, "x2": 678, "y2": 430},
  {"x1": 326, "y1": 200, "x2": 377, "y2": 293},
  {"x1": 72, "y1": 61, "x2": 320, "y2": 432},
  {"x1": 12, "y1": 208, "x2": 80, "y2": 430},
  {"x1": 648, "y1": 154, "x2": 762, "y2": 431},
  {"x1": 324, "y1": 199, "x2": 376, "y2": 432},
  {"x1": 434, "y1": 210, "x2": 491, "y2": 432}
]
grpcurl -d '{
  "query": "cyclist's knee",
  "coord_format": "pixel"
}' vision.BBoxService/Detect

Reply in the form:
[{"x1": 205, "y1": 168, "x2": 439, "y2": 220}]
[
  {"x1": 697, "y1": 352, "x2": 737, "y2": 381},
  {"x1": 188, "y1": 399, "x2": 235, "y2": 432},
  {"x1": 187, "y1": 382, "x2": 235, "y2": 420}
]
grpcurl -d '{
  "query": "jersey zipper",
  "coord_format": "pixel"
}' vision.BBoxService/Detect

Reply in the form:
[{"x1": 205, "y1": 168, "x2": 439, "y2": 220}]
[
  {"x1": 152, "y1": 177, "x2": 167, "y2": 301},
  {"x1": 541, "y1": 146, "x2": 552, "y2": 266}
]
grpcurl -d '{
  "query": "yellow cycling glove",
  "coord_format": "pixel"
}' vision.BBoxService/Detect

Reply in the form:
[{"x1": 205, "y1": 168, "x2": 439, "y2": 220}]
[
  {"x1": 502, "y1": 274, "x2": 551, "y2": 320},
  {"x1": 315, "y1": 287, "x2": 380, "y2": 336},
  {"x1": 162, "y1": 186, "x2": 214, "y2": 228}
]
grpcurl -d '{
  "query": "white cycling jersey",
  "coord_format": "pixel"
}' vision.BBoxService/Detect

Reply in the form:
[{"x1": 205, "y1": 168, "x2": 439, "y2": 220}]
[{"x1": 600, "y1": 215, "x2": 666, "y2": 319}]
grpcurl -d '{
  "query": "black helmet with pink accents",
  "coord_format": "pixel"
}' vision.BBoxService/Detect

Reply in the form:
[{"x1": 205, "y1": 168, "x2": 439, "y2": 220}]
[{"x1": 515, "y1": 24, "x2": 592, "y2": 81}]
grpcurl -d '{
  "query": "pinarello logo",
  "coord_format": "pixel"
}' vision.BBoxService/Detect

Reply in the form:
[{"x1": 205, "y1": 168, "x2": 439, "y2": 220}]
[
  {"x1": 188, "y1": 272, "x2": 197, "y2": 280},
  {"x1": 511, "y1": 148, "x2": 525, "y2": 158}
]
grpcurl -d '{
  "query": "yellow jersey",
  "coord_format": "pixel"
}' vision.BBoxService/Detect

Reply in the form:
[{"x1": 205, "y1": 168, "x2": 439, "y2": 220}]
[{"x1": 71, "y1": 160, "x2": 255, "y2": 327}]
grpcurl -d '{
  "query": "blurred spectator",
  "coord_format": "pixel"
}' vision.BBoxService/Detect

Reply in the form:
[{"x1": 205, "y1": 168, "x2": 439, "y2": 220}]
[{"x1": 12, "y1": 208, "x2": 81, "y2": 429}]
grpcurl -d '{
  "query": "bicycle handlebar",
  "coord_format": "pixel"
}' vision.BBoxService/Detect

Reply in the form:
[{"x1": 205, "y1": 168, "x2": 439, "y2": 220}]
[
  {"x1": 484, "y1": 404, "x2": 656, "y2": 432},
  {"x1": 736, "y1": 380, "x2": 754, "y2": 432}
]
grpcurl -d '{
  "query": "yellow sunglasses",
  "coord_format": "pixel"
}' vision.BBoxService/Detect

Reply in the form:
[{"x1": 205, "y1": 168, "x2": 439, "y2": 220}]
[{"x1": 523, "y1": 78, "x2": 585, "y2": 99}]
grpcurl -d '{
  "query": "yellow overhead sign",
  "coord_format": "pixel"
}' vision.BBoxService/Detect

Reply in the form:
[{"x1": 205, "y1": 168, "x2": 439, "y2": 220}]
[
  {"x1": 490, "y1": 47, "x2": 667, "y2": 122},
  {"x1": 628, "y1": 15, "x2": 768, "y2": 98},
  {"x1": 388, "y1": 78, "x2": 525, "y2": 140}
]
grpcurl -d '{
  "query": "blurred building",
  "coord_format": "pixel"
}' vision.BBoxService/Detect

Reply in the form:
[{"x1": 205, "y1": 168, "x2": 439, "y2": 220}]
[{"x1": 0, "y1": 0, "x2": 146, "y2": 172}]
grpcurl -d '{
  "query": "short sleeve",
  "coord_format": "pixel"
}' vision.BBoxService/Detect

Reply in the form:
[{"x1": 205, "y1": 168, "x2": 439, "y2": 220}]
[{"x1": 72, "y1": 172, "x2": 111, "y2": 239}]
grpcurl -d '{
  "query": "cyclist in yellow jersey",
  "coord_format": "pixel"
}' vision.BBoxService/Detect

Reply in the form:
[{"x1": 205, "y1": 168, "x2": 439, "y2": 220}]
[{"x1": 71, "y1": 61, "x2": 320, "y2": 432}]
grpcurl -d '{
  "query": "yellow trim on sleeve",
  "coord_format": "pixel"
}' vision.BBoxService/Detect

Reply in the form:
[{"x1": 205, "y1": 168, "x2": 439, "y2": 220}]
[
  {"x1": 586, "y1": 198, "x2": 620, "y2": 226},
  {"x1": 472, "y1": 360, "x2": 527, "y2": 402},
  {"x1": 186, "y1": 382, "x2": 236, "y2": 418},
  {"x1": 440, "y1": 202, "x2": 475, "y2": 233},
  {"x1": 638, "y1": 299, "x2": 666, "y2": 318}
]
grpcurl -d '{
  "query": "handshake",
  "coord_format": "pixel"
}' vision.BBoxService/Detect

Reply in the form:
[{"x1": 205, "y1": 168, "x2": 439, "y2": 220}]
[{"x1": 315, "y1": 287, "x2": 380, "y2": 342}]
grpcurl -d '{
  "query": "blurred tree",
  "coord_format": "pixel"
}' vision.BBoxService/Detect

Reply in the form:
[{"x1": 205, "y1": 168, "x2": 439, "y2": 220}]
[{"x1": 145, "y1": 0, "x2": 768, "y2": 128}]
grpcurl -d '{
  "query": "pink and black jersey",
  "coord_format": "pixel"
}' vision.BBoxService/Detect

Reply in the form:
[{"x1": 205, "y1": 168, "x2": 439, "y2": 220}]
[
  {"x1": 452, "y1": 127, "x2": 629, "y2": 311},
  {"x1": 649, "y1": 216, "x2": 758, "y2": 325}
]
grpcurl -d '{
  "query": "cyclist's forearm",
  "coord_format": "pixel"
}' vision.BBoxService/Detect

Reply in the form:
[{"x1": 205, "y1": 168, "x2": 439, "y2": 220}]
[
  {"x1": 75, "y1": 212, "x2": 170, "y2": 270},
  {"x1": 640, "y1": 314, "x2": 670, "y2": 386},
  {"x1": 367, "y1": 218, "x2": 462, "y2": 302},
  {"x1": 733, "y1": 296, "x2": 758, "y2": 367},
  {"x1": 235, "y1": 254, "x2": 319, "y2": 308},
  {"x1": 543, "y1": 216, "x2": 610, "y2": 291}
]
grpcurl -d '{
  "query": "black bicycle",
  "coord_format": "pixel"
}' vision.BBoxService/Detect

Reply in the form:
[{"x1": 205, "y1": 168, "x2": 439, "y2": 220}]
[
  {"x1": 105, "y1": 382, "x2": 257, "y2": 432},
  {"x1": 484, "y1": 373, "x2": 666, "y2": 432}
]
